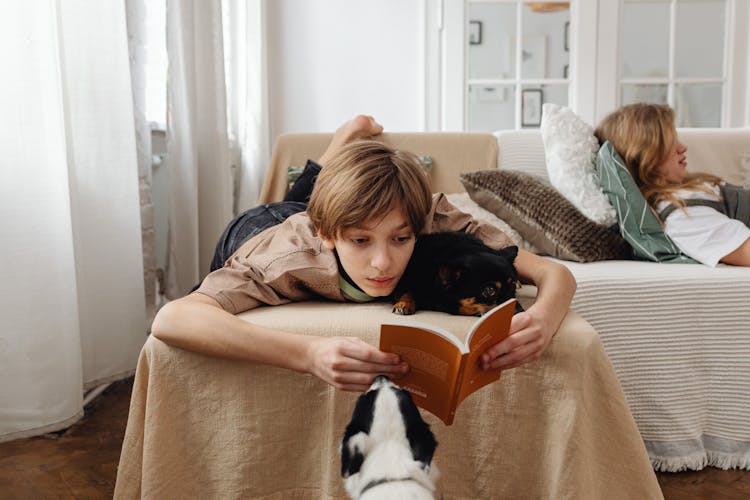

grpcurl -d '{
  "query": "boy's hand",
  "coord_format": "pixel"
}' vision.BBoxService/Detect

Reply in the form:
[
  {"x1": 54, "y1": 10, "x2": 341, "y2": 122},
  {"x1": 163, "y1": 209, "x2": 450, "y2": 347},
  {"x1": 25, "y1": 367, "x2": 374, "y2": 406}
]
[
  {"x1": 479, "y1": 310, "x2": 553, "y2": 371},
  {"x1": 306, "y1": 336, "x2": 408, "y2": 392}
]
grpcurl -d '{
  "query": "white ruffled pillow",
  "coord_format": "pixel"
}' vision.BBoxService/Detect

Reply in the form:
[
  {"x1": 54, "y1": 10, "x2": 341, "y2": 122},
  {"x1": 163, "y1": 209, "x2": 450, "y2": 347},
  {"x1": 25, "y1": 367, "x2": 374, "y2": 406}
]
[{"x1": 540, "y1": 103, "x2": 617, "y2": 226}]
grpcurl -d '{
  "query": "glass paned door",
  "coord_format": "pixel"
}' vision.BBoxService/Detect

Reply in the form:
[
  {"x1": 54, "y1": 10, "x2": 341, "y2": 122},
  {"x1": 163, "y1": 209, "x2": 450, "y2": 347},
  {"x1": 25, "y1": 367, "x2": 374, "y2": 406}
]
[
  {"x1": 620, "y1": 0, "x2": 727, "y2": 127},
  {"x1": 467, "y1": 0, "x2": 571, "y2": 131}
]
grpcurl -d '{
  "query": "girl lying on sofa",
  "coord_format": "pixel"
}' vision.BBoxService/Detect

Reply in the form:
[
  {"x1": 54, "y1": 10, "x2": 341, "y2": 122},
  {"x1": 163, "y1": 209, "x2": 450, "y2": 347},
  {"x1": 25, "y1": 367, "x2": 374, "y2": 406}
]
[
  {"x1": 151, "y1": 115, "x2": 576, "y2": 392},
  {"x1": 595, "y1": 103, "x2": 750, "y2": 267}
]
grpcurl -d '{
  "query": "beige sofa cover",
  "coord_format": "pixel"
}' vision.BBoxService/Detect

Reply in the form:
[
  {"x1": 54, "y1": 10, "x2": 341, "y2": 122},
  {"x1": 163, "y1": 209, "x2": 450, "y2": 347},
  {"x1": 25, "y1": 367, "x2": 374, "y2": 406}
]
[
  {"x1": 115, "y1": 132, "x2": 663, "y2": 499},
  {"x1": 116, "y1": 295, "x2": 661, "y2": 499}
]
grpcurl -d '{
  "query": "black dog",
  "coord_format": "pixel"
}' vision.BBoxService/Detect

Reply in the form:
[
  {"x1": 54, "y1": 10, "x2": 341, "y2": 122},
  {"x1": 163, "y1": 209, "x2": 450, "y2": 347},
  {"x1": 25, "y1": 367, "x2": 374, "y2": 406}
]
[{"x1": 393, "y1": 232, "x2": 521, "y2": 316}]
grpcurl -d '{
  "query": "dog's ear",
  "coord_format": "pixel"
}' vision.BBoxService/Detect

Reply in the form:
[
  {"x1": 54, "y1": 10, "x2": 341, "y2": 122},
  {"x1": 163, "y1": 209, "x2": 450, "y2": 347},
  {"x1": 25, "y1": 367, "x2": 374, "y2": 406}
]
[
  {"x1": 341, "y1": 390, "x2": 377, "y2": 478},
  {"x1": 341, "y1": 432, "x2": 369, "y2": 479},
  {"x1": 396, "y1": 389, "x2": 437, "y2": 468},
  {"x1": 496, "y1": 245, "x2": 518, "y2": 263},
  {"x1": 437, "y1": 264, "x2": 462, "y2": 290}
]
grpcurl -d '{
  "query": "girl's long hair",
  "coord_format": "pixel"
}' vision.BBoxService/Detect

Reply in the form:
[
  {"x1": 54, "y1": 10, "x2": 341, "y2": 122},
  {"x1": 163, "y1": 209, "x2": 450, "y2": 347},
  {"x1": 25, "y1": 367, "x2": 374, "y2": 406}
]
[{"x1": 594, "y1": 103, "x2": 721, "y2": 209}]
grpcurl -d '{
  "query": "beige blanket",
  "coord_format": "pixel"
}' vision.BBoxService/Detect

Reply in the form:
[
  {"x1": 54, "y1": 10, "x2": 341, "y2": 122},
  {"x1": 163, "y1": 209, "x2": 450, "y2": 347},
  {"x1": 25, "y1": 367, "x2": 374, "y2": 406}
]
[{"x1": 115, "y1": 289, "x2": 662, "y2": 499}]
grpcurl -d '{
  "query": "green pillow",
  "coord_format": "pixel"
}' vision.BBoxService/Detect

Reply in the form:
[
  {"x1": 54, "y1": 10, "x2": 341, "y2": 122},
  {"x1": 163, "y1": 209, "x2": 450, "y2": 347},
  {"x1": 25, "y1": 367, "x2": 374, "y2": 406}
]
[
  {"x1": 596, "y1": 142, "x2": 696, "y2": 263},
  {"x1": 287, "y1": 165, "x2": 305, "y2": 190}
]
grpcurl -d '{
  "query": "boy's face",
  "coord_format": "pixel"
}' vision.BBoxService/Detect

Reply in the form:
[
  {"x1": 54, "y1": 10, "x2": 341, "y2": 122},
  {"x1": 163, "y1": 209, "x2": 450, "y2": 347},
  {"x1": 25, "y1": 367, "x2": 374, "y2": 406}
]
[{"x1": 320, "y1": 207, "x2": 415, "y2": 297}]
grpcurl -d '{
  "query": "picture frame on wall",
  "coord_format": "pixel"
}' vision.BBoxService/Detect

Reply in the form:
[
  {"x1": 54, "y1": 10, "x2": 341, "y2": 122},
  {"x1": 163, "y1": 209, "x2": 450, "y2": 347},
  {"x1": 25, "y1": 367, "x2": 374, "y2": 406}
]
[
  {"x1": 469, "y1": 21, "x2": 482, "y2": 45},
  {"x1": 521, "y1": 89, "x2": 543, "y2": 127}
]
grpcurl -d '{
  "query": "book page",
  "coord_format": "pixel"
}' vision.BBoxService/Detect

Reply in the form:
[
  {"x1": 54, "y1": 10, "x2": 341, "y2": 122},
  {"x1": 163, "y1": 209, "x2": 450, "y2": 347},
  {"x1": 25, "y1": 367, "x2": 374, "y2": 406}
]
[
  {"x1": 455, "y1": 298, "x2": 516, "y2": 407},
  {"x1": 380, "y1": 324, "x2": 464, "y2": 424},
  {"x1": 381, "y1": 319, "x2": 464, "y2": 350}
]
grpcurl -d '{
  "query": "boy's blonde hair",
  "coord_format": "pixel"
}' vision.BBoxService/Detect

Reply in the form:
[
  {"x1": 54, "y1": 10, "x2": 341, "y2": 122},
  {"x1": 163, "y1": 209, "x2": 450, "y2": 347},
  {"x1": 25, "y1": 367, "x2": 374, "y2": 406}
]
[
  {"x1": 594, "y1": 103, "x2": 721, "y2": 209},
  {"x1": 307, "y1": 140, "x2": 433, "y2": 240}
]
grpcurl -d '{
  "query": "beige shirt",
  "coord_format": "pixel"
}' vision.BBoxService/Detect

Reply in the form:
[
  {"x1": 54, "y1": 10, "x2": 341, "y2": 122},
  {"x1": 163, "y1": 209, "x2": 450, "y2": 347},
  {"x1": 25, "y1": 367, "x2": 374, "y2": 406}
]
[{"x1": 197, "y1": 193, "x2": 514, "y2": 314}]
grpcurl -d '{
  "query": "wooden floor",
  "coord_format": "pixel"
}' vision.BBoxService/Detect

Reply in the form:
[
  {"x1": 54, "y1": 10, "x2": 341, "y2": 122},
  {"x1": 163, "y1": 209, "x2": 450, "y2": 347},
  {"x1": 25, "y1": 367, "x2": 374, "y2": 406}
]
[{"x1": 1, "y1": 377, "x2": 750, "y2": 499}]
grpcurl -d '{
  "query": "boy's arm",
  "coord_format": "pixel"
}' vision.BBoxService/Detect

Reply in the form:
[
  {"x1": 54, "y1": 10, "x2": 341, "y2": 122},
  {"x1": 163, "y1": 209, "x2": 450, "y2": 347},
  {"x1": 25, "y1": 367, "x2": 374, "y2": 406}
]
[
  {"x1": 149, "y1": 114, "x2": 398, "y2": 391},
  {"x1": 152, "y1": 293, "x2": 407, "y2": 392},
  {"x1": 479, "y1": 249, "x2": 576, "y2": 371},
  {"x1": 429, "y1": 193, "x2": 576, "y2": 369}
]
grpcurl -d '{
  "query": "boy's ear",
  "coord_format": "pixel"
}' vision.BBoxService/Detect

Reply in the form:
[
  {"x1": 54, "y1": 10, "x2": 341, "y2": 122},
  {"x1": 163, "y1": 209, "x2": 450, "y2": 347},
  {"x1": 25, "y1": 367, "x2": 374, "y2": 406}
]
[{"x1": 318, "y1": 232, "x2": 335, "y2": 250}]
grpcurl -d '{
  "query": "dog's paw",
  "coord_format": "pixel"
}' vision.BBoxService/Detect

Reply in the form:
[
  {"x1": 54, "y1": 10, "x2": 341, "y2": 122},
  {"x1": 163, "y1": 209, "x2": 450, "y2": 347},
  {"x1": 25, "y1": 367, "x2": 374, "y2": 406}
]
[
  {"x1": 393, "y1": 301, "x2": 416, "y2": 315},
  {"x1": 392, "y1": 292, "x2": 416, "y2": 315}
]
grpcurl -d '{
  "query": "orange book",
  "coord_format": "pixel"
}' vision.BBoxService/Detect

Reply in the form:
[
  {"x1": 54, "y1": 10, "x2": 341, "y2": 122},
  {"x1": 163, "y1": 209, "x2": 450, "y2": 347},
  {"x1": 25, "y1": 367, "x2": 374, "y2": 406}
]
[{"x1": 379, "y1": 298, "x2": 516, "y2": 425}]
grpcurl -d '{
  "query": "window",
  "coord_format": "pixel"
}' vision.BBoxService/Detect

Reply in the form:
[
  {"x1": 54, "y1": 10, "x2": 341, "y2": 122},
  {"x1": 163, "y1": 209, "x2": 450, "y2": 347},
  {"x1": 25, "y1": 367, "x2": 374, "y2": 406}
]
[
  {"x1": 619, "y1": 0, "x2": 726, "y2": 127},
  {"x1": 465, "y1": 0, "x2": 571, "y2": 131},
  {"x1": 596, "y1": 0, "x2": 748, "y2": 126},
  {"x1": 440, "y1": 0, "x2": 749, "y2": 130}
]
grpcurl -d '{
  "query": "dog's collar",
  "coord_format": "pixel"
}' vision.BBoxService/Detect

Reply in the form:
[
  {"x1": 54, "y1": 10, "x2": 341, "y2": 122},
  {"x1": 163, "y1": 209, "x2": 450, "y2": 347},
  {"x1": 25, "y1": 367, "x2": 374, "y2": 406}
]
[{"x1": 359, "y1": 476, "x2": 421, "y2": 497}]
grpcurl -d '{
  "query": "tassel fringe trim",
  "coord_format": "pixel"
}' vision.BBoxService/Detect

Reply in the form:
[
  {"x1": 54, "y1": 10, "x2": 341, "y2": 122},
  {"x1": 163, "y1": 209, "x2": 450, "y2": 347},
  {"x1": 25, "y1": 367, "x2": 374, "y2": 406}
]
[{"x1": 650, "y1": 450, "x2": 750, "y2": 472}]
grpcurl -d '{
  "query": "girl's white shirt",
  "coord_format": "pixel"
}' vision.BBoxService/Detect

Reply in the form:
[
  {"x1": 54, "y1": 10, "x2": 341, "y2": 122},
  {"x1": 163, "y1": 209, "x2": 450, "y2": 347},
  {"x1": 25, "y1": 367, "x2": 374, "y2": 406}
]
[{"x1": 656, "y1": 182, "x2": 750, "y2": 266}]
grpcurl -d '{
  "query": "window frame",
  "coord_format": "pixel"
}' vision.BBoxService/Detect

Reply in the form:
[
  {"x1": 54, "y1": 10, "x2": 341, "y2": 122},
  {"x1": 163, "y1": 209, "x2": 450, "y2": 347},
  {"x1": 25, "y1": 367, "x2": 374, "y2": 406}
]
[
  {"x1": 595, "y1": 0, "x2": 748, "y2": 126},
  {"x1": 437, "y1": 0, "x2": 749, "y2": 130}
]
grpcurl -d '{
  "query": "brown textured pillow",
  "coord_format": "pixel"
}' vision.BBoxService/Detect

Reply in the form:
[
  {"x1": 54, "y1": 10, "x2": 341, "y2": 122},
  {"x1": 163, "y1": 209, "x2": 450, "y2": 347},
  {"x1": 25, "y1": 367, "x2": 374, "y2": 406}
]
[{"x1": 460, "y1": 170, "x2": 631, "y2": 262}]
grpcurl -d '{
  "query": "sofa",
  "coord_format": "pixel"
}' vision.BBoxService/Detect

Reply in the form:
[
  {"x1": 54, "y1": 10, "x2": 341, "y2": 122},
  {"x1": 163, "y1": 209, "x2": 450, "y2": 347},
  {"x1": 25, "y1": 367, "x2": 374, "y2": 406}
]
[
  {"x1": 492, "y1": 127, "x2": 750, "y2": 472},
  {"x1": 114, "y1": 133, "x2": 664, "y2": 499},
  {"x1": 257, "y1": 127, "x2": 750, "y2": 472}
]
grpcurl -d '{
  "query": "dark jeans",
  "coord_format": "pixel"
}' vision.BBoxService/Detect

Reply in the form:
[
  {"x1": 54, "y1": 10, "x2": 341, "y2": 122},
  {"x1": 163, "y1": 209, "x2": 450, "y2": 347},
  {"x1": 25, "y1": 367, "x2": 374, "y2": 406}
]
[{"x1": 208, "y1": 160, "x2": 322, "y2": 272}]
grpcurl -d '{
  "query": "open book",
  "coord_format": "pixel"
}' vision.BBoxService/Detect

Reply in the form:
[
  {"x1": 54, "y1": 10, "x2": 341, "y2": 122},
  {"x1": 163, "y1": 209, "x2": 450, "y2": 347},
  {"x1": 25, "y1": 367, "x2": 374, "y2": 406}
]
[{"x1": 379, "y1": 298, "x2": 517, "y2": 425}]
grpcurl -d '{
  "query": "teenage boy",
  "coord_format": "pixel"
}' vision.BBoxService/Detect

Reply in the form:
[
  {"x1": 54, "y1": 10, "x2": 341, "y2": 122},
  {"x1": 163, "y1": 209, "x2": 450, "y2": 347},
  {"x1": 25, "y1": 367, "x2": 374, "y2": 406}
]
[{"x1": 152, "y1": 116, "x2": 576, "y2": 392}]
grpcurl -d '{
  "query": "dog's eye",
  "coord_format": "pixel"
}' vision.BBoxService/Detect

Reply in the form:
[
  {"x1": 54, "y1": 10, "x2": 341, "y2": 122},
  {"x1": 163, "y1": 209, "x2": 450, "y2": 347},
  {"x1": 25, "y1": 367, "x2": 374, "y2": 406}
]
[{"x1": 481, "y1": 285, "x2": 496, "y2": 298}]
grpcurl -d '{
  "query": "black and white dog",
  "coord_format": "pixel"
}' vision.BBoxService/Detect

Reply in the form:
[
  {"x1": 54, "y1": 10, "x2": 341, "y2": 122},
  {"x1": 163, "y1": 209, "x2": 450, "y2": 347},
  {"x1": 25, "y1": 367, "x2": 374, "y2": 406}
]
[{"x1": 341, "y1": 376, "x2": 439, "y2": 499}]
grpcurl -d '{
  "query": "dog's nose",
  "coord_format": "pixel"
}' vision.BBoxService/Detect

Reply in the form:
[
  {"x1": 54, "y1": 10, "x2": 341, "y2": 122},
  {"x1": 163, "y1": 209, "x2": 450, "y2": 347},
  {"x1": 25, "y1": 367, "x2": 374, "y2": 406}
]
[{"x1": 370, "y1": 375, "x2": 391, "y2": 390}]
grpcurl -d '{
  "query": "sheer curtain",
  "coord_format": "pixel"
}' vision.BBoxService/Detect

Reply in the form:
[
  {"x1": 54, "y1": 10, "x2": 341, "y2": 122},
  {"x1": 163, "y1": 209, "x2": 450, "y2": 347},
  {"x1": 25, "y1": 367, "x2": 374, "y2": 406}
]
[
  {"x1": 164, "y1": 0, "x2": 233, "y2": 298},
  {"x1": 127, "y1": 0, "x2": 158, "y2": 325},
  {"x1": 164, "y1": 0, "x2": 267, "y2": 298},
  {"x1": 223, "y1": 0, "x2": 270, "y2": 214},
  {"x1": 0, "y1": 1, "x2": 146, "y2": 441}
]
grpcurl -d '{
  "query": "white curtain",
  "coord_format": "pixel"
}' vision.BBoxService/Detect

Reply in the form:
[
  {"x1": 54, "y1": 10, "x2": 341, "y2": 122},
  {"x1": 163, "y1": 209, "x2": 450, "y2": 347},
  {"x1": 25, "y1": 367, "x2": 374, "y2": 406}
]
[
  {"x1": 163, "y1": 0, "x2": 267, "y2": 298},
  {"x1": 223, "y1": 0, "x2": 270, "y2": 214},
  {"x1": 164, "y1": 0, "x2": 234, "y2": 298},
  {"x1": 126, "y1": 0, "x2": 158, "y2": 326},
  {"x1": 0, "y1": 1, "x2": 146, "y2": 441}
]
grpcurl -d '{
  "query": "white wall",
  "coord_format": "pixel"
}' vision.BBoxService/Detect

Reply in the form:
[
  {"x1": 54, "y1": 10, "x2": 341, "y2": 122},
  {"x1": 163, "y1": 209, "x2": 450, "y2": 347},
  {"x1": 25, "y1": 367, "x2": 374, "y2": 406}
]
[
  {"x1": 266, "y1": 0, "x2": 426, "y2": 140},
  {"x1": 265, "y1": 0, "x2": 747, "y2": 138}
]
